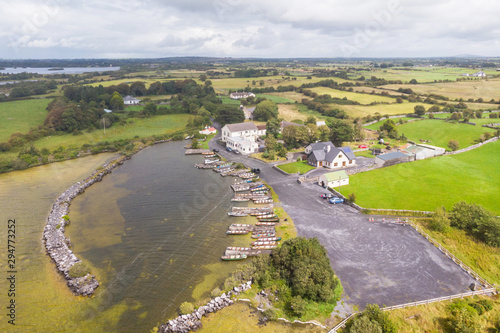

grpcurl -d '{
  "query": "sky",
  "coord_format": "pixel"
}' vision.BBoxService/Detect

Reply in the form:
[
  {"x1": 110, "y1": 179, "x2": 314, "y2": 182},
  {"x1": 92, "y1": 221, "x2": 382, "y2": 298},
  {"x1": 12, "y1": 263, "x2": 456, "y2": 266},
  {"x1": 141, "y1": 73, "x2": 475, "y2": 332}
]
[{"x1": 0, "y1": 0, "x2": 499, "y2": 59}]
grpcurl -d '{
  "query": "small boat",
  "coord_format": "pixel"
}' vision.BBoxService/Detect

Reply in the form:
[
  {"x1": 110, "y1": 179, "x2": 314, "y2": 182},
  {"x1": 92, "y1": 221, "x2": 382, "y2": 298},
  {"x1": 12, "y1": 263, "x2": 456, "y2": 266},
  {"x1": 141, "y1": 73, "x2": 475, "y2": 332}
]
[
  {"x1": 251, "y1": 184, "x2": 264, "y2": 189},
  {"x1": 249, "y1": 211, "x2": 273, "y2": 216},
  {"x1": 258, "y1": 218, "x2": 280, "y2": 222},
  {"x1": 256, "y1": 221, "x2": 278, "y2": 226},
  {"x1": 252, "y1": 245, "x2": 278, "y2": 250},
  {"x1": 251, "y1": 187, "x2": 268, "y2": 192},
  {"x1": 226, "y1": 230, "x2": 250, "y2": 235},
  {"x1": 251, "y1": 240, "x2": 278, "y2": 246},
  {"x1": 228, "y1": 212, "x2": 248, "y2": 217},
  {"x1": 253, "y1": 199, "x2": 274, "y2": 204},
  {"x1": 231, "y1": 197, "x2": 250, "y2": 202},
  {"x1": 251, "y1": 233, "x2": 276, "y2": 239},
  {"x1": 229, "y1": 224, "x2": 252, "y2": 229},
  {"x1": 226, "y1": 247, "x2": 252, "y2": 251},
  {"x1": 221, "y1": 254, "x2": 247, "y2": 261},
  {"x1": 254, "y1": 237, "x2": 281, "y2": 242},
  {"x1": 255, "y1": 214, "x2": 277, "y2": 219}
]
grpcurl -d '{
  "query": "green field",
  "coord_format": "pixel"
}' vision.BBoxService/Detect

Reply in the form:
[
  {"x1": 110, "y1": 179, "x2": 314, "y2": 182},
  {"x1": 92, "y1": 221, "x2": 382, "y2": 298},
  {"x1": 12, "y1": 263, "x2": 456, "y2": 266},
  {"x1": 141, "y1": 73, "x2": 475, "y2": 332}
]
[
  {"x1": 257, "y1": 94, "x2": 295, "y2": 104},
  {"x1": 0, "y1": 99, "x2": 51, "y2": 142},
  {"x1": 310, "y1": 87, "x2": 397, "y2": 104},
  {"x1": 340, "y1": 140, "x2": 500, "y2": 214},
  {"x1": 32, "y1": 114, "x2": 191, "y2": 151},
  {"x1": 358, "y1": 67, "x2": 483, "y2": 83},
  {"x1": 365, "y1": 117, "x2": 416, "y2": 130},
  {"x1": 276, "y1": 161, "x2": 316, "y2": 174},
  {"x1": 397, "y1": 119, "x2": 496, "y2": 149},
  {"x1": 384, "y1": 79, "x2": 500, "y2": 101},
  {"x1": 340, "y1": 102, "x2": 423, "y2": 118}
]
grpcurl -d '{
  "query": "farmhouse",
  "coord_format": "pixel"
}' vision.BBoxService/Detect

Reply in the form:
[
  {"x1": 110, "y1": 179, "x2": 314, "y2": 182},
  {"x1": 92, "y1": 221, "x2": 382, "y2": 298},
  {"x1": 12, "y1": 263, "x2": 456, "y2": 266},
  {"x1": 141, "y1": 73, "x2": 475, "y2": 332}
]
[
  {"x1": 375, "y1": 151, "x2": 414, "y2": 167},
  {"x1": 229, "y1": 92, "x2": 256, "y2": 100},
  {"x1": 319, "y1": 170, "x2": 349, "y2": 188},
  {"x1": 305, "y1": 141, "x2": 356, "y2": 169},
  {"x1": 221, "y1": 122, "x2": 264, "y2": 155},
  {"x1": 256, "y1": 124, "x2": 266, "y2": 136},
  {"x1": 316, "y1": 121, "x2": 326, "y2": 127},
  {"x1": 123, "y1": 95, "x2": 140, "y2": 105},
  {"x1": 472, "y1": 71, "x2": 486, "y2": 77}
]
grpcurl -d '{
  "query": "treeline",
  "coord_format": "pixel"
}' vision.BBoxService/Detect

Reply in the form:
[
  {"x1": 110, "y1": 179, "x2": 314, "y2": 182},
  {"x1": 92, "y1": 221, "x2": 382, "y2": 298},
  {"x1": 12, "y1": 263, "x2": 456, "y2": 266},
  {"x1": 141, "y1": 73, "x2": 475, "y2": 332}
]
[{"x1": 7, "y1": 80, "x2": 58, "y2": 98}]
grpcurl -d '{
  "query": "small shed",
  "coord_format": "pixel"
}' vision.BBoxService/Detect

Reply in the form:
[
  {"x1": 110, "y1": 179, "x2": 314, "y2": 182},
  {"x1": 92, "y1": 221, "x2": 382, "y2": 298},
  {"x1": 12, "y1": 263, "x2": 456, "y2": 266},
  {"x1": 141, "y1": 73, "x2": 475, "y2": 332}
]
[{"x1": 319, "y1": 170, "x2": 349, "y2": 188}]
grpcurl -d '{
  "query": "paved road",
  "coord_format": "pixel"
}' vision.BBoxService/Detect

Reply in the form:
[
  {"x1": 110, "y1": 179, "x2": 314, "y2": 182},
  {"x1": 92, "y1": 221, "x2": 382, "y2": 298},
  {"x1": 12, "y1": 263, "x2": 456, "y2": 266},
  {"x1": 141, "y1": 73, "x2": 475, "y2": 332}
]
[{"x1": 209, "y1": 133, "x2": 474, "y2": 309}]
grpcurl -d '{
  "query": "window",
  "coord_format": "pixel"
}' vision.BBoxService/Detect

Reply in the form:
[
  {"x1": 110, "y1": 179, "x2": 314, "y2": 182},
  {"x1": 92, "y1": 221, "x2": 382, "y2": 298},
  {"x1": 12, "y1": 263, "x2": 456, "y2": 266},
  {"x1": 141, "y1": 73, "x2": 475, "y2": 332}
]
[
  {"x1": 334, "y1": 163, "x2": 338, "y2": 167},
  {"x1": 349, "y1": 160, "x2": 352, "y2": 164}
]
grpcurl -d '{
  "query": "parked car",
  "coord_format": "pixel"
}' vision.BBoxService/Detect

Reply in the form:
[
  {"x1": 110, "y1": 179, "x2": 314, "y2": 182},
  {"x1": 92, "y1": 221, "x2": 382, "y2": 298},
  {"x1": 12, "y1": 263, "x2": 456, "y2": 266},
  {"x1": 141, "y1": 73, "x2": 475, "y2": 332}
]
[
  {"x1": 233, "y1": 150, "x2": 241, "y2": 154},
  {"x1": 252, "y1": 168, "x2": 261, "y2": 174},
  {"x1": 226, "y1": 147, "x2": 232, "y2": 152},
  {"x1": 329, "y1": 197, "x2": 344, "y2": 204},
  {"x1": 358, "y1": 144, "x2": 367, "y2": 149},
  {"x1": 321, "y1": 193, "x2": 334, "y2": 199},
  {"x1": 212, "y1": 148, "x2": 219, "y2": 153}
]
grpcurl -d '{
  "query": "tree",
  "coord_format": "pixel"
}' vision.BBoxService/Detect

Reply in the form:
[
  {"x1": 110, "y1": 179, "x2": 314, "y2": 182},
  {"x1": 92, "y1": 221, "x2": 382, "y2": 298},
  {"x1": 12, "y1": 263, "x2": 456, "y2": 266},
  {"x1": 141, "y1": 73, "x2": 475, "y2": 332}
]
[
  {"x1": 318, "y1": 125, "x2": 331, "y2": 142},
  {"x1": 179, "y1": 302, "x2": 194, "y2": 315},
  {"x1": 345, "y1": 304, "x2": 396, "y2": 333},
  {"x1": 429, "y1": 206, "x2": 450, "y2": 232},
  {"x1": 448, "y1": 140, "x2": 460, "y2": 151},
  {"x1": 191, "y1": 137, "x2": 199, "y2": 149},
  {"x1": 130, "y1": 81, "x2": 146, "y2": 96},
  {"x1": 428, "y1": 105, "x2": 441, "y2": 113},
  {"x1": 109, "y1": 92, "x2": 124, "y2": 111},
  {"x1": 409, "y1": 78, "x2": 418, "y2": 84},
  {"x1": 379, "y1": 119, "x2": 398, "y2": 139},
  {"x1": 253, "y1": 100, "x2": 279, "y2": 121},
  {"x1": 414, "y1": 105, "x2": 426, "y2": 116},
  {"x1": 214, "y1": 104, "x2": 244, "y2": 126},
  {"x1": 143, "y1": 102, "x2": 157, "y2": 116},
  {"x1": 266, "y1": 118, "x2": 280, "y2": 138},
  {"x1": 328, "y1": 119, "x2": 354, "y2": 146},
  {"x1": 282, "y1": 125, "x2": 307, "y2": 149},
  {"x1": 396, "y1": 97, "x2": 403, "y2": 103},
  {"x1": 199, "y1": 74, "x2": 207, "y2": 81},
  {"x1": 305, "y1": 115, "x2": 316, "y2": 125}
]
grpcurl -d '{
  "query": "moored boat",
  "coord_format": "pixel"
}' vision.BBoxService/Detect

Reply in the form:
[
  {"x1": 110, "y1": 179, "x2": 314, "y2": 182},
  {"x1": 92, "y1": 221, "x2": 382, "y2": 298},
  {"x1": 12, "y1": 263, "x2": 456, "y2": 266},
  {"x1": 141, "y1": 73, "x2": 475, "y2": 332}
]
[
  {"x1": 252, "y1": 245, "x2": 278, "y2": 250},
  {"x1": 253, "y1": 237, "x2": 281, "y2": 242},
  {"x1": 253, "y1": 199, "x2": 273, "y2": 204},
  {"x1": 258, "y1": 217, "x2": 279, "y2": 222},
  {"x1": 226, "y1": 230, "x2": 250, "y2": 235},
  {"x1": 256, "y1": 221, "x2": 278, "y2": 226},
  {"x1": 225, "y1": 247, "x2": 252, "y2": 251},
  {"x1": 251, "y1": 240, "x2": 278, "y2": 246},
  {"x1": 221, "y1": 254, "x2": 247, "y2": 261},
  {"x1": 228, "y1": 212, "x2": 248, "y2": 217},
  {"x1": 231, "y1": 197, "x2": 250, "y2": 202}
]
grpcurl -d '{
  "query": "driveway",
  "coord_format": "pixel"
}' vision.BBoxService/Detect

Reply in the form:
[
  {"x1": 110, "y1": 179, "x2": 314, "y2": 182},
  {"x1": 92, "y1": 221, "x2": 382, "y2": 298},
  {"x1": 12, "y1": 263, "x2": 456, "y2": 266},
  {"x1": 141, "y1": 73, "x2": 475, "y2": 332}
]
[{"x1": 209, "y1": 130, "x2": 474, "y2": 309}]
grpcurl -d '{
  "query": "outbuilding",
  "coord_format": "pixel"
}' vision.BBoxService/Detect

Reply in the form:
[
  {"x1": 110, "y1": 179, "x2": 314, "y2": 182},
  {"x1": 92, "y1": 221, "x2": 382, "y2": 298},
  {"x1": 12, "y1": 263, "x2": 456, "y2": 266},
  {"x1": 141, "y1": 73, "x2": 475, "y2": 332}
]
[
  {"x1": 375, "y1": 151, "x2": 414, "y2": 167},
  {"x1": 319, "y1": 170, "x2": 349, "y2": 188}
]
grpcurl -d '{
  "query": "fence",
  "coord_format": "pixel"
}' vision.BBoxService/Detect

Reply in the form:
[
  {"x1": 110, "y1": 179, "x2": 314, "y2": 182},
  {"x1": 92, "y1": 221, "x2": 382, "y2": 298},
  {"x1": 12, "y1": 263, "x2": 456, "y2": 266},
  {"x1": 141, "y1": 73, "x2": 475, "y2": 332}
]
[{"x1": 329, "y1": 288, "x2": 497, "y2": 332}]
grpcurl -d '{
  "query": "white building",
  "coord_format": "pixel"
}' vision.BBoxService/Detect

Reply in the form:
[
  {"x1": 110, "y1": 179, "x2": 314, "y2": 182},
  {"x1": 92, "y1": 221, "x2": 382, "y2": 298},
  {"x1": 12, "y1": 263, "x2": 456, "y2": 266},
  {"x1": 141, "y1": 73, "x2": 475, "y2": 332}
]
[
  {"x1": 319, "y1": 170, "x2": 349, "y2": 188},
  {"x1": 229, "y1": 92, "x2": 256, "y2": 100},
  {"x1": 472, "y1": 71, "x2": 486, "y2": 77},
  {"x1": 199, "y1": 126, "x2": 217, "y2": 135},
  {"x1": 124, "y1": 95, "x2": 140, "y2": 105},
  {"x1": 221, "y1": 122, "x2": 265, "y2": 155}
]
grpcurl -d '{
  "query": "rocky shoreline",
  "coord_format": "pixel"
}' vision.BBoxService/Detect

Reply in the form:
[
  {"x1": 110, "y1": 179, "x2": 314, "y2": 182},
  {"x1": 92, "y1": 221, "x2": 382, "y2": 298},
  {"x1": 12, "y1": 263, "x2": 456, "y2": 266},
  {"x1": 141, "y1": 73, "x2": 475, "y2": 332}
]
[
  {"x1": 159, "y1": 281, "x2": 252, "y2": 333},
  {"x1": 43, "y1": 155, "x2": 130, "y2": 296}
]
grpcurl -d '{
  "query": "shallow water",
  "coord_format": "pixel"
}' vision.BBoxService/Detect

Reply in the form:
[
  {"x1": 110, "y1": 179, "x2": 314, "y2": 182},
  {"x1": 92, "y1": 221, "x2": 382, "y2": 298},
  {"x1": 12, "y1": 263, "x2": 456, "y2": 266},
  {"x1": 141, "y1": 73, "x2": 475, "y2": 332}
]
[{"x1": 0, "y1": 142, "x2": 249, "y2": 332}]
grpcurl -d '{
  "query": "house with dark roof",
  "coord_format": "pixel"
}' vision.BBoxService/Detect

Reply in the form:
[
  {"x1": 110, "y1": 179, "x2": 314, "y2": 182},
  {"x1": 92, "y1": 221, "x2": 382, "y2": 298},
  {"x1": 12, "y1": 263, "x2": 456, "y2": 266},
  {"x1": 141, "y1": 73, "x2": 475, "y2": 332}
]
[{"x1": 305, "y1": 141, "x2": 356, "y2": 169}]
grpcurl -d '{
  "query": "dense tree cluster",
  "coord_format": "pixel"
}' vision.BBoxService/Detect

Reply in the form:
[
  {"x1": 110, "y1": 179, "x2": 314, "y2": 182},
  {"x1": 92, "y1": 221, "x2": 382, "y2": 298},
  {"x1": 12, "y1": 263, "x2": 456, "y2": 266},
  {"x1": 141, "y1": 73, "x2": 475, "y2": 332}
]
[
  {"x1": 253, "y1": 100, "x2": 279, "y2": 121},
  {"x1": 344, "y1": 304, "x2": 396, "y2": 333},
  {"x1": 7, "y1": 80, "x2": 58, "y2": 98},
  {"x1": 449, "y1": 202, "x2": 500, "y2": 247}
]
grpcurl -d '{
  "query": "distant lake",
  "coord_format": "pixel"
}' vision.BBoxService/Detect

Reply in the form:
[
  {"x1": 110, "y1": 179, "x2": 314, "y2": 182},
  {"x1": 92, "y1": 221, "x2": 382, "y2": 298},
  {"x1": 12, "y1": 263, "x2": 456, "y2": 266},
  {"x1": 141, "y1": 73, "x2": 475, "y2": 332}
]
[{"x1": 0, "y1": 66, "x2": 121, "y2": 74}]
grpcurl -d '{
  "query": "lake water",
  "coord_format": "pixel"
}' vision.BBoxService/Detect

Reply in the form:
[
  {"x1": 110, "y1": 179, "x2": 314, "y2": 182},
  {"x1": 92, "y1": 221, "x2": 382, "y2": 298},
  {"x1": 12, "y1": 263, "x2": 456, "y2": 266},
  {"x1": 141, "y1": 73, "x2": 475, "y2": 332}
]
[
  {"x1": 0, "y1": 67, "x2": 121, "y2": 75},
  {"x1": 0, "y1": 142, "x2": 251, "y2": 332}
]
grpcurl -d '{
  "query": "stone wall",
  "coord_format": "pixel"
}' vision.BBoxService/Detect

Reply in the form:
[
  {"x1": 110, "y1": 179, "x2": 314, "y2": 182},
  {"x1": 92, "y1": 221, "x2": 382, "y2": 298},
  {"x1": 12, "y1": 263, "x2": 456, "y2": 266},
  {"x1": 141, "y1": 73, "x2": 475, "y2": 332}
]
[
  {"x1": 43, "y1": 155, "x2": 130, "y2": 296},
  {"x1": 445, "y1": 136, "x2": 499, "y2": 155},
  {"x1": 159, "y1": 281, "x2": 252, "y2": 333}
]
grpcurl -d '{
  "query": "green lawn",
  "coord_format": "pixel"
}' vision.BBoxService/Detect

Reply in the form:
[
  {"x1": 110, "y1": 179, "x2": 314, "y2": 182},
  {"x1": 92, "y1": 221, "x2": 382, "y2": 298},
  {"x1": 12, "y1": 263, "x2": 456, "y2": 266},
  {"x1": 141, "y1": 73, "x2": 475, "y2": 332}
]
[
  {"x1": 0, "y1": 99, "x2": 51, "y2": 142},
  {"x1": 310, "y1": 87, "x2": 397, "y2": 104},
  {"x1": 32, "y1": 114, "x2": 191, "y2": 151},
  {"x1": 397, "y1": 119, "x2": 496, "y2": 149},
  {"x1": 276, "y1": 161, "x2": 316, "y2": 174},
  {"x1": 365, "y1": 117, "x2": 416, "y2": 130},
  {"x1": 256, "y1": 94, "x2": 295, "y2": 104},
  {"x1": 340, "y1": 140, "x2": 500, "y2": 215}
]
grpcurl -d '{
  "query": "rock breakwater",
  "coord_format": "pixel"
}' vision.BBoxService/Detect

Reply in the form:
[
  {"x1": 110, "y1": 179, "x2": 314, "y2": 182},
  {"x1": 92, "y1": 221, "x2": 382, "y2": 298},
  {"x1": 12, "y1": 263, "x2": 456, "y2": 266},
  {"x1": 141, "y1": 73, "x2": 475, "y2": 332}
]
[
  {"x1": 159, "y1": 281, "x2": 252, "y2": 333},
  {"x1": 43, "y1": 155, "x2": 129, "y2": 296}
]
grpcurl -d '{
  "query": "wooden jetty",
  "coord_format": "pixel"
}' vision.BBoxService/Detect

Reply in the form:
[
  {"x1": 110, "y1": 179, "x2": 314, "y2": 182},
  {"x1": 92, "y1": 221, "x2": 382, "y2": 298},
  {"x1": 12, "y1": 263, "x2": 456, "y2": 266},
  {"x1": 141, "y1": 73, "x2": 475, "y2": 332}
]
[{"x1": 185, "y1": 149, "x2": 212, "y2": 155}]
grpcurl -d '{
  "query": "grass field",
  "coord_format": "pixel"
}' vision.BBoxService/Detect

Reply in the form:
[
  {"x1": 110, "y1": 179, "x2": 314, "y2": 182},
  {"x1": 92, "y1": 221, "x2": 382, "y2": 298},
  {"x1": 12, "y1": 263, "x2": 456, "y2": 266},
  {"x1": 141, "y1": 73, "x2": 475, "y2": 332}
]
[
  {"x1": 358, "y1": 67, "x2": 484, "y2": 83},
  {"x1": 340, "y1": 140, "x2": 500, "y2": 214},
  {"x1": 257, "y1": 94, "x2": 295, "y2": 104},
  {"x1": 340, "y1": 102, "x2": 423, "y2": 118},
  {"x1": 310, "y1": 87, "x2": 397, "y2": 104},
  {"x1": 32, "y1": 114, "x2": 191, "y2": 151},
  {"x1": 365, "y1": 117, "x2": 417, "y2": 130},
  {"x1": 278, "y1": 104, "x2": 327, "y2": 122},
  {"x1": 384, "y1": 79, "x2": 500, "y2": 101},
  {"x1": 276, "y1": 161, "x2": 316, "y2": 174},
  {"x1": 353, "y1": 86, "x2": 410, "y2": 96},
  {"x1": 397, "y1": 119, "x2": 496, "y2": 149},
  {"x1": 0, "y1": 99, "x2": 51, "y2": 142}
]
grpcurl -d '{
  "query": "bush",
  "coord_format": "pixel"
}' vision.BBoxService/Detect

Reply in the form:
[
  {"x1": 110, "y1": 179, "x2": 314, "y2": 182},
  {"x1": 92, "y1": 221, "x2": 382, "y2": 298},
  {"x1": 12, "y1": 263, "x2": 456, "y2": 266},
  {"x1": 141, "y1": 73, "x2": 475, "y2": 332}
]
[
  {"x1": 429, "y1": 206, "x2": 450, "y2": 232},
  {"x1": 263, "y1": 308, "x2": 278, "y2": 321},
  {"x1": 179, "y1": 302, "x2": 195, "y2": 315},
  {"x1": 290, "y1": 296, "x2": 307, "y2": 317},
  {"x1": 211, "y1": 287, "x2": 222, "y2": 298},
  {"x1": 348, "y1": 193, "x2": 357, "y2": 203},
  {"x1": 68, "y1": 262, "x2": 91, "y2": 278},
  {"x1": 448, "y1": 140, "x2": 460, "y2": 151}
]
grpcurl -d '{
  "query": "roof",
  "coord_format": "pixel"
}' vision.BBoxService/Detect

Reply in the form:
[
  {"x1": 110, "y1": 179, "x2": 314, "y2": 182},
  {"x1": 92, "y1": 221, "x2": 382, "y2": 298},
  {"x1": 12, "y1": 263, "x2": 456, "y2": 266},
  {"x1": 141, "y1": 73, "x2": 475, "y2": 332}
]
[
  {"x1": 123, "y1": 95, "x2": 140, "y2": 101},
  {"x1": 322, "y1": 170, "x2": 348, "y2": 181},
  {"x1": 225, "y1": 122, "x2": 258, "y2": 132},
  {"x1": 281, "y1": 121, "x2": 305, "y2": 128},
  {"x1": 256, "y1": 125, "x2": 266, "y2": 130},
  {"x1": 339, "y1": 146, "x2": 355, "y2": 160},
  {"x1": 309, "y1": 141, "x2": 336, "y2": 151},
  {"x1": 316, "y1": 121, "x2": 326, "y2": 127},
  {"x1": 377, "y1": 151, "x2": 410, "y2": 161}
]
